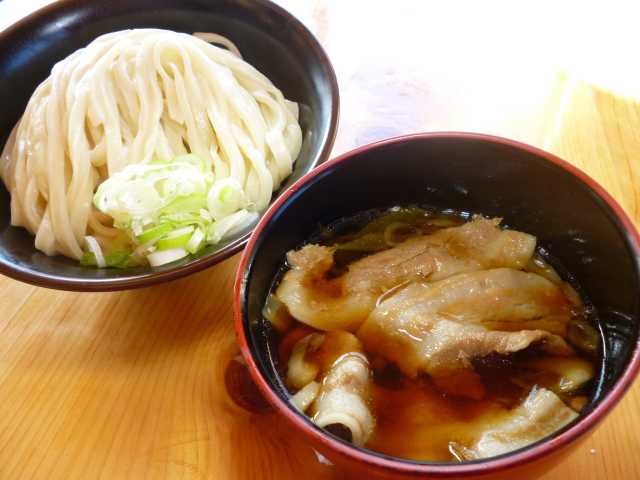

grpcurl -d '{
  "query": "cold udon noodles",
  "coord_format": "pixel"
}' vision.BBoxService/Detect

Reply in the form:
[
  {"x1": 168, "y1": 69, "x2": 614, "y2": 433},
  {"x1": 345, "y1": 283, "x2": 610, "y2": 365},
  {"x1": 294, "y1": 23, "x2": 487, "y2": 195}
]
[
  {"x1": 263, "y1": 207, "x2": 599, "y2": 462},
  {"x1": 0, "y1": 29, "x2": 302, "y2": 268}
]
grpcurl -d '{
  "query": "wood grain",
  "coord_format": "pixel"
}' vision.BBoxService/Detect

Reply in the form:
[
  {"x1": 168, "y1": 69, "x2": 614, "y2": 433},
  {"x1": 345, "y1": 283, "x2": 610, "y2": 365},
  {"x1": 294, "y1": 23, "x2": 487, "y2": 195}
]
[{"x1": 1, "y1": 0, "x2": 640, "y2": 478}]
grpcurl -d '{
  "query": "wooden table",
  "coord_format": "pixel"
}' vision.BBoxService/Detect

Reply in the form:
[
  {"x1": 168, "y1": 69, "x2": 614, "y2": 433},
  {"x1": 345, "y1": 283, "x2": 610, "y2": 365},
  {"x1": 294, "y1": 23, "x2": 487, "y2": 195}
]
[{"x1": 1, "y1": 1, "x2": 639, "y2": 478}]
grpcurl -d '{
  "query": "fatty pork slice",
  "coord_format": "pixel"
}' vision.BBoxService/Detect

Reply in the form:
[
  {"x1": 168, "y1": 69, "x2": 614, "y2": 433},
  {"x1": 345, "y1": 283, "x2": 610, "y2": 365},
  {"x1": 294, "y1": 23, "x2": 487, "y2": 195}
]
[
  {"x1": 357, "y1": 268, "x2": 574, "y2": 398},
  {"x1": 286, "y1": 331, "x2": 375, "y2": 446},
  {"x1": 453, "y1": 387, "x2": 578, "y2": 460},
  {"x1": 276, "y1": 217, "x2": 536, "y2": 332}
]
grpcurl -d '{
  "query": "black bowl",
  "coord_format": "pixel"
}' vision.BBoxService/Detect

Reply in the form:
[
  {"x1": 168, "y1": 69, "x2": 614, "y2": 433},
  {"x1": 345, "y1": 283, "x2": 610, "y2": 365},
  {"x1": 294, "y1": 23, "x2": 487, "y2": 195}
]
[
  {"x1": 0, "y1": 0, "x2": 339, "y2": 291},
  {"x1": 236, "y1": 133, "x2": 640, "y2": 478}
]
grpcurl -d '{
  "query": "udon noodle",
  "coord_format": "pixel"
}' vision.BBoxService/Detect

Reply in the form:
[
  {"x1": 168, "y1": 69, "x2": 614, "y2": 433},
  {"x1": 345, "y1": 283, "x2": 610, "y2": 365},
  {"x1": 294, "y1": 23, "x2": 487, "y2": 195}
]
[{"x1": 0, "y1": 29, "x2": 302, "y2": 262}]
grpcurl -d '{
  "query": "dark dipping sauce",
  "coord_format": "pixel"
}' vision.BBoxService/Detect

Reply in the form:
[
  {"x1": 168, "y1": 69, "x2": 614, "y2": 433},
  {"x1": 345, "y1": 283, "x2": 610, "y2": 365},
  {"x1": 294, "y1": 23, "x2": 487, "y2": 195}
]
[{"x1": 264, "y1": 207, "x2": 602, "y2": 462}]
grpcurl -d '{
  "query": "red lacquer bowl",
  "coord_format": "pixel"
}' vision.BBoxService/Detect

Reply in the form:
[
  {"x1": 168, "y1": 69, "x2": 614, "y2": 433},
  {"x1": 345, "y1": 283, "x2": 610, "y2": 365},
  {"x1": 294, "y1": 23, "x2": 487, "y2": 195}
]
[{"x1": 235, "y1": 133, "x2": 640, "y2": 479}]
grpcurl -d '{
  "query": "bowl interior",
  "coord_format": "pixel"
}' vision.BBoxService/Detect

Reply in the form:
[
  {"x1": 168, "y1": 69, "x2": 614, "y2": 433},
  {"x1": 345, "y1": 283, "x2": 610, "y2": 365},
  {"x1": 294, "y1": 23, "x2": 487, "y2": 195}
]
[
  {"x1": 0, "y1": 0, "x2": 338, "y2": 290},
  {"x1": 240, "y1": 134, "x2": 640, "y2": 466}
]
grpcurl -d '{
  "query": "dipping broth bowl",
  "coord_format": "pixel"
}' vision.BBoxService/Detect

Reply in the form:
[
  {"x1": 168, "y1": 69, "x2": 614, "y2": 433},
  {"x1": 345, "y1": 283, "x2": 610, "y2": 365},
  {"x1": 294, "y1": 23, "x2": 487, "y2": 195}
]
[{"x1": 235, "y1": 132, "x2": 640, "y2": 479}]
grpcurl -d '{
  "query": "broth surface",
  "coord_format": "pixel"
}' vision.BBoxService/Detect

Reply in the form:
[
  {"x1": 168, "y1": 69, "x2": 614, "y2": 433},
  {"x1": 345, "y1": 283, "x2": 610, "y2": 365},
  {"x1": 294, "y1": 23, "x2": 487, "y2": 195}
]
[{"x1": 267, "y1": 207, "x2": 600, "y2": 462}]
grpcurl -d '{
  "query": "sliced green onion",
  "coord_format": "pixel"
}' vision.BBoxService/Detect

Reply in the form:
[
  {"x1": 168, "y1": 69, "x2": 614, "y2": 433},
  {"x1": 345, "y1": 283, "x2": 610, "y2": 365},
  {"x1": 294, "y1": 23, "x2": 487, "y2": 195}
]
[
  {"x1": 94, "y1": 154, "x2": 211, "y2": 227},
  {"x1": 137, "y1": 223, "x2": 174, "y2": 244},
  {"x1": 156, "y1": 226, "x2": 195, "y2": 250},
  {"x1": 84, "y1": 236, "x2": 105, "y2": 267},
  {"x1": 80, "y1": 252, "x2": 97, "y2": 266},
  {"x1": 147, "y1": 248, "x2": 189, "y2": 267},
  {"x1": 207, "y1": 178, "x2": 247, "y2": 220},
  {"x1": 383, "y1": 222, "x2": 419, "y2": 246},
  {"x1": 208, "y1": 210, "x2": 258, "y2": 243},
  {"x1": 161, "y1": 193, "x2": 207, "y2": 215},
  {"x1": 336, "y1": 233, "x2": 388, "y2": 252},
  {"x1": 199, "y1": 209, "x2": 212, "y2": 221},
  {"x1": 80, "y1": 251, "x2": 131, "y2": 268},
  {"x1": 186, "y1": 228, "x2": 205, "y2": 254},
  {"x1": 89, "y1": 153, "x2": 261, "y2": 268},
  {"x1": 567, "y1": 317, "x2": 600, "y2": 355},
  {"x1": 262, "y1": 293, "x2": 293, "y2": 333}
]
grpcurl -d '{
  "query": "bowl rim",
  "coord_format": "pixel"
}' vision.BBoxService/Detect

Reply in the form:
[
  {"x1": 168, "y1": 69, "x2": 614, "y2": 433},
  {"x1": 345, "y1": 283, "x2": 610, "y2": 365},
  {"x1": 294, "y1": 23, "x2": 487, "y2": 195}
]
[
  {"x1": 234, "y1": 131, "x2": 640, "y2": 476},
  {"x1": 0, "y1": 0, "x2": 340, "y2": 292}
]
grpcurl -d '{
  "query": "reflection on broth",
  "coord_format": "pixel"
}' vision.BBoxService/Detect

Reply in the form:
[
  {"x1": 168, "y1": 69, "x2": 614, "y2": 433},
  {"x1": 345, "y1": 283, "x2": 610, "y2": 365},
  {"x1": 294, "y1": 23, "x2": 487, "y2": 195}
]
[{"x1": 263, "y1": 207, "x2": 600, "y2": 462}]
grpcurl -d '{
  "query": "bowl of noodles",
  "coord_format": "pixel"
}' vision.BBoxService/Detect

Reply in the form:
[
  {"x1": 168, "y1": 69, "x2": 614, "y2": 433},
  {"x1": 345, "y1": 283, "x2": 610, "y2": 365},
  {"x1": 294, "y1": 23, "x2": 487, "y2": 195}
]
[{"x1": 0, "y1": 0, "x2": 338, "y2": 290}]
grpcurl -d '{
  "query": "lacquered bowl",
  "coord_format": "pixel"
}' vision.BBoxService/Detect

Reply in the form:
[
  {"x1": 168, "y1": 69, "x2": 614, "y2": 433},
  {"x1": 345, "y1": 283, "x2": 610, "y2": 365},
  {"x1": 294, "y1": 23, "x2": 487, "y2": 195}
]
[
  {"x1": 235, "y1": 133, "x2": 640, "y2": 479},
  {"x1": 0, "y1": 0, "x2": 338, "y2": 291}
]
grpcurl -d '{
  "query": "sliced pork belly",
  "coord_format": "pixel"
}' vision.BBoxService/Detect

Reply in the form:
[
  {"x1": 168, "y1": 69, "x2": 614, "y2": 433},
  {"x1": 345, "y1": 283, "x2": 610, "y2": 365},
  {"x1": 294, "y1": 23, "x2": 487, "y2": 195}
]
[
  {"x1": 311, "y1": 351, "x2": 374, "y2": 446},
  {"x1": 521, "y1": 356, "x2": 594, "y2": 395},
  {"x1": 276, "y1": 217, "x2": 536, "y2": 331},
  {"x1": 290, "y1": 381, "x2": 320, "y2": 412},
  {"x1": 286, "y1": 331, "x2": 374, "y2": 446},
  {"x1": 455, "y1": 387, "x2": 578, "y2": 460},
  {"x1": 357, "y1": 268, "x2": 574, "y2": 397}
]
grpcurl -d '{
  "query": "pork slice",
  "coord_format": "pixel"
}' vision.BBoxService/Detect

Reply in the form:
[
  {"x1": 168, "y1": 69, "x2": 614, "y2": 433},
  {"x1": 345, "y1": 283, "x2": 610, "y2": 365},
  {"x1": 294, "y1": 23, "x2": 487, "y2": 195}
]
[
  {"x1": 276, "y1": 218, "x2": 536, "y2": 331},
  {"x1": 357, "y1": 269, "x2": 574, "y2": 394}
]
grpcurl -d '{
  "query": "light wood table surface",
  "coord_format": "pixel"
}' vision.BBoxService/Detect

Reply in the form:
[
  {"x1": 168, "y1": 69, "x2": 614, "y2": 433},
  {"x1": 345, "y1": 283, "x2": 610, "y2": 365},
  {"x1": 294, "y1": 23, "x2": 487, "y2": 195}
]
[{"x1": 1, "y1": 1, "x2": 639, "y2": 479}]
